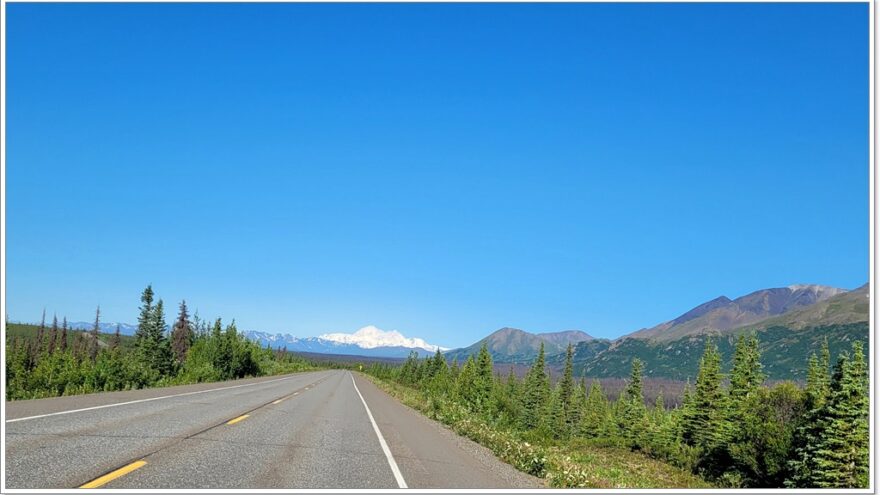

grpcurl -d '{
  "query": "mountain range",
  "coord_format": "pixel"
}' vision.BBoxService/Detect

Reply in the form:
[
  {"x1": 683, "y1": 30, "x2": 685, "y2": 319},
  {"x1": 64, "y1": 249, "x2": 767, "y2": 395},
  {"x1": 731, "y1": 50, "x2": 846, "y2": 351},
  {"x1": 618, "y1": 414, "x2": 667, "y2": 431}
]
[
  {"x1": 60, "y1": 322, "x2": 445, "y2": 359},
  {"x1": 243, "y1": 326, "x2": 443, "y2": 358},
  {"x1": 446, "y1": 283, "x2": 869, "y2": 381},
  {"x1": 54, "y1": 282, "x2": 871, "y2": 379}
]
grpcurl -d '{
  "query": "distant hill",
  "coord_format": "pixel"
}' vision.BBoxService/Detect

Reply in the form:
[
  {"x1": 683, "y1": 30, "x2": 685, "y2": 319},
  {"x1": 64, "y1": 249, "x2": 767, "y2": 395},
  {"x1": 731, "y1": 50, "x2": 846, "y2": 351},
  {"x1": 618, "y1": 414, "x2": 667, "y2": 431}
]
[
  {"x1": 557, "y1": 283, "x2": 869, "y2": 381},
  {"x1": 444, "y1": 327, "x2": 593, "y2": 363},
  {"x1": 624, "y1": 284, "x2": 847, "y2": 342}
]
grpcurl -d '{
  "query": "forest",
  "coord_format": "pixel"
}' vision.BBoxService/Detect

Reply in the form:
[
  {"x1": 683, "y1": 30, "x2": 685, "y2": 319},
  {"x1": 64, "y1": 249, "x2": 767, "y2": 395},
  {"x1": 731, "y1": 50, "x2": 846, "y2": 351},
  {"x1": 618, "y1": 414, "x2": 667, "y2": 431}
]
[
  {"x1": 5, "y1": 285, "x2": 313, "y2": 400},
  {"x1": 365, "y1": 334, "x2": 869, "y2": 488}
]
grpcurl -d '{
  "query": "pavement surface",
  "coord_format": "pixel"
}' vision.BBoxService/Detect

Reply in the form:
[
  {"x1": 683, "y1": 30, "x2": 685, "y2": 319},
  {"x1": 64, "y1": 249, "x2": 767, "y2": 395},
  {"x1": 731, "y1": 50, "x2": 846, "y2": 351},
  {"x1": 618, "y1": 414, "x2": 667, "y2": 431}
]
[{"x1": 5, "y1": 369, "x2": 544, "y2": 489}]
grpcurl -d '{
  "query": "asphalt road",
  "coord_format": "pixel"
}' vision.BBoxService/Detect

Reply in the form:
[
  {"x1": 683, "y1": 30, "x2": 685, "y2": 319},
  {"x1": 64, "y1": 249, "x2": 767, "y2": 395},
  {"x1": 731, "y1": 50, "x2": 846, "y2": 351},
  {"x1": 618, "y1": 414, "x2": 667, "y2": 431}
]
[{"x1": 5, "y1": 369, "x2": 543, "y2": 489}]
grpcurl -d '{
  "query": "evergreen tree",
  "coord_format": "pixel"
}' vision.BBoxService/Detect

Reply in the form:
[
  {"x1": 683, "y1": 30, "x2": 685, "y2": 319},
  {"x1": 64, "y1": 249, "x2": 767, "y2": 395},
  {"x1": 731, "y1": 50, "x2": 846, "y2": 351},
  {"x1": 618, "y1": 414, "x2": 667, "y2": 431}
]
[
  {"x1": 809, "y1": 342, "x2": 869, "y2": 488},
  {"x1": 580, "y1": 380, "x2": 610, "y2": 438},
  {"x1": 474, "y1": 343, "x2": 494, "y2": 411},
  {"x1": 135, "y1": 285, "x2": 154, "y2": 342},
  {"x1": 89, "y1": 306, "x2": 100, "y2": 361},
  {"x1": 729, "y1": 334, "x2": 764, "y2": 402},
  {"x1": 47, "y1": 314, "x2": 59, "y2": 355},
  {"x1": 681, "y1": 340, "x2": 731, "y2": 476},
  {"x1": 60, "y1": 317, "x2": 68, "y2": 352},
  {"x1": 135, "y1": 286, "x2": 172, "y2": 377},
  {"x1": 804, "y1": 351, "x2": 830, "y2": 410},
  {"x1": 171, "y1": 300, "x2": 194, "y2": 365},
  {"x1": 520, "y1": 342, "x2": 550, "y2": 430},
  {"x1": 111, "y1": 324, "x2": 121, "y2": 351},
  {"x1": 558, "y1": 343, "x2": 577, "y2": 434},
  {"x1": 618, "y1": 358, "x2": 647, "y2": 449},
  {"x1": 726, "y1": 334, "x2": 766, "y2": 483},
  {"x1": 788, "y1": 340, "x2": 834, "y2": 487},
  {"x1": 568, "y1": 376, "x2": 586, "y2": 435},
  {"x1": 542, "y1": 383, "x2": 566, "y2": 438},
  {"x1": 456, "y1": 355, "x2": 477, "y2": 406}
]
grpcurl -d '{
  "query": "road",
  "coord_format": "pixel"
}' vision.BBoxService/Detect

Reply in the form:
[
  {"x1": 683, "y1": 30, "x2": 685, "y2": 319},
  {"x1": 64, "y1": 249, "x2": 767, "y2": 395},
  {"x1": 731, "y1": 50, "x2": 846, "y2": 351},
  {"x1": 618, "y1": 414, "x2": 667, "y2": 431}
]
[{"x1": 5, "y1": 369, "x2": 543, "y2": 489}]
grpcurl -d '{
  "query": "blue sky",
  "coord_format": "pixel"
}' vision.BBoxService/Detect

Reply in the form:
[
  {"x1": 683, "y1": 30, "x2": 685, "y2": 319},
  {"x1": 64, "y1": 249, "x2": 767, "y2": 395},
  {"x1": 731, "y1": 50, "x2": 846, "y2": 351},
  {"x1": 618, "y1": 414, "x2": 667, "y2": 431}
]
[{"x1": 6, "y1": 3, "x2": 868, "y2": 347}]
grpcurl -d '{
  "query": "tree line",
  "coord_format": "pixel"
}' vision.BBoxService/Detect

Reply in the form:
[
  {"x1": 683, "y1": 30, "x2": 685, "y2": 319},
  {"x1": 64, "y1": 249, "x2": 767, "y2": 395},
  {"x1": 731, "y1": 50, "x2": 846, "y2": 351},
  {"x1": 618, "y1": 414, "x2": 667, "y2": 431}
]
[
  {"x1": 366, "y1": 334, "x2": 868, "y2": 488},
  {"x1": 6, "y1": 285, "x2": 313, "y2": 400}
]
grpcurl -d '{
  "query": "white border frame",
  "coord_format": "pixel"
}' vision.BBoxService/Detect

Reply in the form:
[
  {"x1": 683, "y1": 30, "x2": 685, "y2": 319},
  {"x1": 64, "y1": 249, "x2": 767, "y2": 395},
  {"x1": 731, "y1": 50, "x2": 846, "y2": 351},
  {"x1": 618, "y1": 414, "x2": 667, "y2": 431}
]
[{"x1": 0, "y1": 1, "x2": 874, "y2": 494}]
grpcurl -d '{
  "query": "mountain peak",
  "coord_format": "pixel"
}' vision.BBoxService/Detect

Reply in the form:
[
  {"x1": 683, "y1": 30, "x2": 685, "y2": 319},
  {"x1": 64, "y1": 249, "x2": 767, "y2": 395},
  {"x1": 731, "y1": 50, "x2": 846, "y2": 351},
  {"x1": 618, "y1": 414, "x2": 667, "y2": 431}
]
[
  {"x1": 319, "y1": 325, "x2": 447, "y2": 352},
  {"x1": 625, "y1": 283, "x2": 849, "y2": 342},
  {"x1": 444, "y1": 327, "x2": 594, "y2": 363}
]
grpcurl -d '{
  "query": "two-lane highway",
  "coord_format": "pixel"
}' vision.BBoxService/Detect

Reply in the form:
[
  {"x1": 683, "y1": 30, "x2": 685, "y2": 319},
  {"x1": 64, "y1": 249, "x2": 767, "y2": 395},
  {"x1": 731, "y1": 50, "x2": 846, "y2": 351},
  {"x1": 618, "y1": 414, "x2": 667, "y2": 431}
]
[{"x1": 5, "y1": 370, "x2": 543, "y2": 489}]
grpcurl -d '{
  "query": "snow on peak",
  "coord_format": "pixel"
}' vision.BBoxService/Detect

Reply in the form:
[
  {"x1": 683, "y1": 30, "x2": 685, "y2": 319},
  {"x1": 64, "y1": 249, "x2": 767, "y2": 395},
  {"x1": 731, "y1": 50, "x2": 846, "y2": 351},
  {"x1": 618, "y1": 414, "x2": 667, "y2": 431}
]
[{"x1": 319, "y1": 325, "x2": 448, "y2": 352}]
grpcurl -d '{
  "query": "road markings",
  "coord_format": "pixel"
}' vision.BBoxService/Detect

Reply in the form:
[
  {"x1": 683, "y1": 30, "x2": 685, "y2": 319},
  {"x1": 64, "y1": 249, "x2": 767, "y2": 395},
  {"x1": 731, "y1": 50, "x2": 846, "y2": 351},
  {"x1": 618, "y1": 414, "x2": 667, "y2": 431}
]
[
  {"x1": 350, "y1": 373, "x2": 408, "y2": 489},
  {"x1": 7, "y1": 375, "x2": 303, "y2": 423},
  {"x1": 79, "y1": 460, "x2": 147, "y2": 488},
  {"x1": 272, "y1": 397, "x2": 287, "y2": 405},
  {"x1": 226, "y1": 414, "x2": 250, "y2": 425}
]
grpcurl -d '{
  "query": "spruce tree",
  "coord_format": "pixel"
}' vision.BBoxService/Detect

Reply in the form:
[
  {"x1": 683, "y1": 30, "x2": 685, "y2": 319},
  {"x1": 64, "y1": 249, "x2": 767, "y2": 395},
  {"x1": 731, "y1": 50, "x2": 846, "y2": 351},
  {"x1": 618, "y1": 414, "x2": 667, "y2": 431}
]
[
  {"x1": 618, "y1": 358, "x2": 647, "y2": 449},
  {"x1": 60, "y1": 317, "x2": 68, "y2": 352},
  {"x1": 32, "y1": 309, "x2": 47, "y2": 362},
  {"x1": 810, "y1": 342, "x2": 869, "y2": 488},
  {"x1": 559, "y1": 343, "x2": 577, "y2": 434},
  {"x1": 135, "y1": 286, "x2": 172, "y2": 377},
  {"x1": 580, "y1": 380, "x2": 609, "y2": 438},
  {"x1": 111, "y1": 324, "x2": 121, "y2": 351},
  {"x1": 520, "y1": 342, "x2": 550, "y2": 430},
  {"x1": 171, "y1": 300, "x2": 194, "y2": 365},
  {"x1": 788, "y1": 340, "x2": 835, "y2": 487},
  {"x1": 542, "y1": 383, "x2": 566, "y2": 439},
  {"x1": 474, "y1": 343, "x2": 494, "y2": 411},
  {"x1": 48, "y1": 314, "x2": 59, "y2": 355},
  {"x1": 456, "y1": 355, "x2": 477, "y2": 406},
  {"x1": 729, "y1": 334, "x2": 764, "y2": 402},
  {"x1": 726, "y1": 334, "x2": 766, "y2": 485},
  {"x1": 89, "y1": 306, "x2": 100, "y2": 361},
  {"x1": 682, "y1": 339, "x2": 731, "y2": 476},
  {"x1": 569, "y1": 375, "x2": 586, "y2": 435},
  {"x1": 135, "y1": 285, "x2": 154, "y2": 342}
]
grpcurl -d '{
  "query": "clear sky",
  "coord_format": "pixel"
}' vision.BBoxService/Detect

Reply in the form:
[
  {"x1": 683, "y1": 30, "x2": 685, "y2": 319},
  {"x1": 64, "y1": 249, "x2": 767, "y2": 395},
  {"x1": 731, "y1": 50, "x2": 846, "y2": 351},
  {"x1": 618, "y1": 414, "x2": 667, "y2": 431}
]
[{"x1": 6, "y1": 3, "x2": 869, "y2": 347}]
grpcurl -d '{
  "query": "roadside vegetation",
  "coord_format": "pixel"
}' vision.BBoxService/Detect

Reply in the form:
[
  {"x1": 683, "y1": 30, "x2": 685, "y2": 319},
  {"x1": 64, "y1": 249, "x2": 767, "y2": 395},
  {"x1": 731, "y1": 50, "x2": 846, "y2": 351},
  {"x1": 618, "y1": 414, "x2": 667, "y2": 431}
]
[
  {"x1": 364, "y1": 335, "x2": 868, "y2": 489},
  {"x1": 5, "y1": 285, "x2": 315, "y2": 400}
]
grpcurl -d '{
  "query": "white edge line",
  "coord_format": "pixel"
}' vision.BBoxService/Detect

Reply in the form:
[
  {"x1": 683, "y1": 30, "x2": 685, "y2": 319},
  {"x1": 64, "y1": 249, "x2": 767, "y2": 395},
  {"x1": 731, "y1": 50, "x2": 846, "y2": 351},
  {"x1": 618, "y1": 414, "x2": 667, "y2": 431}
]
[
  {"x1": 6, "y1": 374, "x2": 302, "y2": 423},
  {"x1": 350, "y1": 372, "x2": 408, "y2": 489}
]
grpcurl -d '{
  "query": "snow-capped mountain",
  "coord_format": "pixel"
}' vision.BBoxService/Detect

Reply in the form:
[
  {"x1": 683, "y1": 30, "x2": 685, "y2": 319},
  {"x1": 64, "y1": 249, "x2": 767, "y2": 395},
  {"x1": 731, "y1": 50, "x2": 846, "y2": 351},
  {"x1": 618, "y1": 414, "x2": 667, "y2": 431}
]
[
  {"x1": 319, "y1": 325, "x2": 448, "y2": 352},
  {"x1": 244, "y1": 325, "x2": 447, "y2": 358}
]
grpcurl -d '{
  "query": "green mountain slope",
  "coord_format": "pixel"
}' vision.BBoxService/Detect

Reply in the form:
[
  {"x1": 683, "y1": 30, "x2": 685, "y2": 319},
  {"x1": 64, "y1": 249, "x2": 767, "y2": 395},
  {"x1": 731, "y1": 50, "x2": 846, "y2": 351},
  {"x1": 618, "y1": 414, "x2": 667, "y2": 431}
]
[
  {"x1": 444, "y1": 327, "x2": 592, "y2": 363},
  {"x1": 568, "y1": 322, "x2": 868, "y2": 381},
  {"x1": 735, "y1": 283, "x2": 869, "y2": 332}
]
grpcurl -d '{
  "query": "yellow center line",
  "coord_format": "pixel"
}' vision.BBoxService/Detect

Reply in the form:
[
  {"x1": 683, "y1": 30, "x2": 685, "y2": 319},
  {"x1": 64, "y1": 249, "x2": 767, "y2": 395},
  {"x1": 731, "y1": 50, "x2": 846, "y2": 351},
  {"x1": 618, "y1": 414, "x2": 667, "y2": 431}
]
[
  {"x1": 272, "y1": 397, "x2": 287, "y2": 405},
  {"x1": 226, "y1": 414, "x2": 250, "y2": 425},
  {"x1": 79, "y1": 460, "x2": 147, "y2": 489}
]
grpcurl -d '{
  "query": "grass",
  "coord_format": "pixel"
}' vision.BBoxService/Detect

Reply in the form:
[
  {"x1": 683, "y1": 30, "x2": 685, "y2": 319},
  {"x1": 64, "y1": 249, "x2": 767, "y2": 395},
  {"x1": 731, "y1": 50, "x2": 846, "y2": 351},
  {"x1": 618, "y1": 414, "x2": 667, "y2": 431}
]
[{"x1": 362, "y1": 373, "x2": 711, "y2": 489}]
